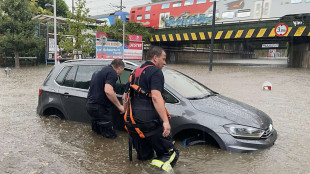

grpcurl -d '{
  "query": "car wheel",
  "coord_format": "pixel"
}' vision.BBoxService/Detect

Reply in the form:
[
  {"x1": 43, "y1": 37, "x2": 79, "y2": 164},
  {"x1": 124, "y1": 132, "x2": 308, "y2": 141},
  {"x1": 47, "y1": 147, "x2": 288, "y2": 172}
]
[
  {"x1": 182, "y1": 134, "x2": 207, "y2": 147},
  {"x1": 49, "y1": 114, "x2": 63, "y2": 120},
  {"x1": 43, "y1": 108, "x2": 65, "y2": 120}
]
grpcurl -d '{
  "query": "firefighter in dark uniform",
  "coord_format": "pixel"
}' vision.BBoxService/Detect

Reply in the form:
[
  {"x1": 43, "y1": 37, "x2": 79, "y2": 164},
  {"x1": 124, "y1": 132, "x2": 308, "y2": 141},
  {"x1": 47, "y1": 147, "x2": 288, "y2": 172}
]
[
  {"x1": 123, "y1": 46, "x2": 178, "y2": 172},
  {"x1": 86, "y1": 59, "x2": 125, "y2": 138}
]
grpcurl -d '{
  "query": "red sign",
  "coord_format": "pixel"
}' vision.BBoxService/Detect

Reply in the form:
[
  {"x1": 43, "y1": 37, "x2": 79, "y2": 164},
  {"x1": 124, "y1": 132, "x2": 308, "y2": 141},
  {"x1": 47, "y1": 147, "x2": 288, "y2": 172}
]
[
  {"x1": 275, "y1": 23, "x2": 288, "y2": 37},
  {"x1": 128, "y1": 35, "x2": 142, "y2": 42}
]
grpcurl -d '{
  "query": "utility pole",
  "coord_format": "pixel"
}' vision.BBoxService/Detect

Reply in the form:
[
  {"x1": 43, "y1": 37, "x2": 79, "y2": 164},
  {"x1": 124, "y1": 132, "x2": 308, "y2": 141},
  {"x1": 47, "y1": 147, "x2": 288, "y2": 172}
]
[
  {"x1": 260, "y1": 0, "x2": 265, "y2": 19},
  {"x1": 120, "y1": 0, "x2": 123, "y2": 11},
  {"x1": 209, "y1": 0, "x2": 216, "y2": 71},
  {"x1": 72, "y1": 0, "x2": 74, "y2": 14}
]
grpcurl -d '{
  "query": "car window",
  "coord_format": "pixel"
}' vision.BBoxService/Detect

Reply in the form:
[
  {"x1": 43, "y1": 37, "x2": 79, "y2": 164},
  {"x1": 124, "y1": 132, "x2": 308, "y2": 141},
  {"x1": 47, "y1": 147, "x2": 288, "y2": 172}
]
[
  {"x1": 115, "y1": 69, "x2": 132, "y2": 95},
  {"x1": 75, "y1": 65, "x2": 104, "y2": 89},
  {"x1": 55, "y1": 66, "x2": 71, "y2": 85},
  {"x1": 43, "y1": 67, "x2": 55, "y2": 85},
  {"x1": 163, "y1": 90, "x2": 178, "y2": 103},
  {"x1": 164, "y1": 69, "x2": 212, "y2": 99},
  {"x1": 63, "y1": 66, "x2": 78, "y2": 87}
]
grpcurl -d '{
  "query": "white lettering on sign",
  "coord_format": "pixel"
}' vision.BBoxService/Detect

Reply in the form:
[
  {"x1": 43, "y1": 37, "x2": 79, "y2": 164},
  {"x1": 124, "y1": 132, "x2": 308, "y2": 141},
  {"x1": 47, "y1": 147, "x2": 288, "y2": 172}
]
[
  {"x1": 105, "y1": 42, "x2": 122, "y2": 47},
  {"x1": 262, "y1": 44, "x2": 279, "y2": 48},
  {"x1": 130, "y1": 43, "x2": 142, "y2": 47}
]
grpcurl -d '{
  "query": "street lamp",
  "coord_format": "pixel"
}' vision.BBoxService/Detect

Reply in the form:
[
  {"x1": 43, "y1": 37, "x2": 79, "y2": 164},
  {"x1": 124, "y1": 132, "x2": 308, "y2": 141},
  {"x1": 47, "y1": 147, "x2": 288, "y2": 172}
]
[
  {"x1": 45, "y1": 0, "x2": 58, "y2": 66},
  {"x1": 209, "y1": 0, "x2": 218, "y2": 71},
  {"x1": 123, "y1": 22, "x2": 125, "y2": 60}
]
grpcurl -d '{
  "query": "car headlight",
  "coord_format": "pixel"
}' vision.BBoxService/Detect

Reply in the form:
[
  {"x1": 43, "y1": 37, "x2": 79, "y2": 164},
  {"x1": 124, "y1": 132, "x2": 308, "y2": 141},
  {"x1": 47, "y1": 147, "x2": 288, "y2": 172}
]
[{"x1": 223, "y1": 124, "x2": 264, "y2": 139}]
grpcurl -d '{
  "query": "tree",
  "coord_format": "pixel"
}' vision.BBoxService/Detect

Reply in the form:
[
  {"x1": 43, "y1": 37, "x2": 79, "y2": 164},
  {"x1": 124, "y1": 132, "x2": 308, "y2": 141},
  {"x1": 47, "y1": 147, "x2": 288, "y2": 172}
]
[
  {"x1": 58, "y1": 0, "x2": 96, "y2": 57},
  {"x1": 32, "y1": 0, "x2": 69, "y2": 17},
  {"x1": 125, "y1": 21, "x2": 152, "y2": 43},
  {"x1": 0, "y1": 0, "x2": 40, "y2": 68}
]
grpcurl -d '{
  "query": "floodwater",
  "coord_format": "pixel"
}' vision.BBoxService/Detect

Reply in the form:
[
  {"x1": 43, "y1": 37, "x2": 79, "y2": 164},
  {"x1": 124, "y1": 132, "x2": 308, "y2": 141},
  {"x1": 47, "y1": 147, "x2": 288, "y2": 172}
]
[{"x1": 1, "y1": 62, "x2": 310, "y2": 174}]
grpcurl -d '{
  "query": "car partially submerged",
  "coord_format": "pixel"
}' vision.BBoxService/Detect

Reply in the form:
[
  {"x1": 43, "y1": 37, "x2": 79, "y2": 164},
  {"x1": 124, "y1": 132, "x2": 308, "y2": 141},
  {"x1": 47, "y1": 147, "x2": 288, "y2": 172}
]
[{"x1": 37, "y1": 59, "x2": 277, "y2": 152}]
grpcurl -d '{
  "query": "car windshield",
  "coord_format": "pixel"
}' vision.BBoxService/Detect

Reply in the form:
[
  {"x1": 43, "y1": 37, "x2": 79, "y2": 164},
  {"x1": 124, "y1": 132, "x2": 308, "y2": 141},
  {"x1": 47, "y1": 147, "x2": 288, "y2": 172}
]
[{"x1": 164, "y1": 68, "x2": 214, "y2": 99}]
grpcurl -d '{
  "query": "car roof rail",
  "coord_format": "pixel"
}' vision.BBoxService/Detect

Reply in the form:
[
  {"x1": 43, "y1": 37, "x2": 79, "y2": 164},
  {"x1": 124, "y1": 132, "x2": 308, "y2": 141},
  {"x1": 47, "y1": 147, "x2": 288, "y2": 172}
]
[
  {"x1": 63, "y1": 59, "x2": 112, "y2": 63},
  {"x1": 123, "y1": 60, "x2": 139, "y2": 66},
  {"x1": 63, "y1": 59, "x2": 140, "y2": 66}
]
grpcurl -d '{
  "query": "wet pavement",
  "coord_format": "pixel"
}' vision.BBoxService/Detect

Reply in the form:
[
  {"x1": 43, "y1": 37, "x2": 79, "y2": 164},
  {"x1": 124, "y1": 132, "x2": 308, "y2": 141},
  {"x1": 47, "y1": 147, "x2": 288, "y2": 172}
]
[{"x1": 1, "y1": 61, "x2": 310, "y2": 173}]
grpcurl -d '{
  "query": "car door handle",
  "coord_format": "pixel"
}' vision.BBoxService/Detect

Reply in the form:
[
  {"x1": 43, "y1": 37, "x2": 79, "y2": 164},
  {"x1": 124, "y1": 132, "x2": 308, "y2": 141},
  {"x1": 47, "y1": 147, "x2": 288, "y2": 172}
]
[{"x1": 63, "y1": 92, "x2": 70, "y2": 98}]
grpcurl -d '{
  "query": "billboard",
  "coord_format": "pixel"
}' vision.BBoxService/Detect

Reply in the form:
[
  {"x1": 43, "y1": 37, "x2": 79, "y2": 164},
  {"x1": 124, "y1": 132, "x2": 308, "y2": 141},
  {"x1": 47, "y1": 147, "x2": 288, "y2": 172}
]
[{"x1": 96, "y1": 33, "x2": 143, "y2": 60}]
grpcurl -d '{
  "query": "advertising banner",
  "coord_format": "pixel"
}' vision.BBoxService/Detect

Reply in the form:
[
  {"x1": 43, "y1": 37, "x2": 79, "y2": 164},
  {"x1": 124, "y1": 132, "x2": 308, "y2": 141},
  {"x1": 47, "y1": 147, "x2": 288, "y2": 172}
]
[{"x1": 96, "y1": 33, "x2": 143, "y2": 60}]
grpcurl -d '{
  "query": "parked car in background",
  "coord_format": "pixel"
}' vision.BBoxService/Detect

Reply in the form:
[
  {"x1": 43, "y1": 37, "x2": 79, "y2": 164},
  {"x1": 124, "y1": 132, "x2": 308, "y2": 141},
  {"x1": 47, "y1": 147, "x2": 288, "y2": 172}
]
[{"x1": 37, "y1": 59, "x2": 277, "y2": 152}]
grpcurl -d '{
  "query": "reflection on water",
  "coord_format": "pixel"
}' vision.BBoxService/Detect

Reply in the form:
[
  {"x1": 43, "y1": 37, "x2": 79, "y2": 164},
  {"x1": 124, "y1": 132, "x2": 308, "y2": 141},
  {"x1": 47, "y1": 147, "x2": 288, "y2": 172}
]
[{"x1": 0, "y1": 64, "x2": 310, "y2": 173}]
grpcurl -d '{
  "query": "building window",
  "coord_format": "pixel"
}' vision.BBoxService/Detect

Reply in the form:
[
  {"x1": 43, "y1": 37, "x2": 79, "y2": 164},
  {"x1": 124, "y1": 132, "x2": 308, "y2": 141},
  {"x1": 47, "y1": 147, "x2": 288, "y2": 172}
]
[
  {"x1": 161, "y1": 3, "x2": 170, "y2": 9},
  {"x1": 255, "y1": 3, "x2": 261, "y2": 17},
  {"x1": 137, "y1": 15, "x2": 142, "y2": 20},
  {"x1": 291, "y1": 0, "x2": 302, "y2": 3},
  {"x1": 172, "y1": 1, "x2": 182, "y2": 7},
  {"x1": 222, "y1": 11, "x2": 235, "y2": 19},
  {"x1": 145, "y1": 6, "x2": 151, "y2": 11},
  {"x1": 263, "y1": 2, "x2": 269, "y2": 15},
  {"x1": 145, "y1": 14, "x2": 150, "y2": 20},
  {"x1": 184, "y1": 0, "x2": 194, "y2": 6},
  {"x1": 197, "y1": 0, "x2": 206, "y2": 4},
  {"x1": 237, "y1": 9, "x2": 251, "y2": 18}
]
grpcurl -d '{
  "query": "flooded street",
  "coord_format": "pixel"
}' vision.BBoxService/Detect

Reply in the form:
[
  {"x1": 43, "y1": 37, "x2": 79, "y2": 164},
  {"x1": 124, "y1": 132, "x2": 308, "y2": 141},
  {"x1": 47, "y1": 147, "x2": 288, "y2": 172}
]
[{"x1": 1, "y1": 63, "x2": 310, "y2": 173}]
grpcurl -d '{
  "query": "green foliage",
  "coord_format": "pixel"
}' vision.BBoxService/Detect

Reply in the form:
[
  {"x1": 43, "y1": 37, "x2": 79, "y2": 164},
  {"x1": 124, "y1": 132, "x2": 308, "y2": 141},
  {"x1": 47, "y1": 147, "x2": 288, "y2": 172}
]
[
  {"x1": 0, "y1": 0, "x2": 40, "y2": 67},
  {"x1": 28, "y1": 0, "x2": 69, "y2": 17},
  {"x1": 96, "y1": 19, "x2": 152, "y2": 43},
  {"x1": 35, "y1": 0, "x2": 69, "y2": 17},
  {"x1": 125, "y1": 21, "x2": 152, "y2": 43},
  {"x1": 58, "y1": 0, "x2": 96, "y2": 56}
]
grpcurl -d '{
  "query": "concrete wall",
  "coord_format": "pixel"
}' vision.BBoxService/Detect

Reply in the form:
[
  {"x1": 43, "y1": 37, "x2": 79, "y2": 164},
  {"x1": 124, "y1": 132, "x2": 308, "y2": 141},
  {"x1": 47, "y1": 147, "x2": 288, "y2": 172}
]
[
  {"x1": 288, "y1": 41, "x2": 310, "y2": 68},
  {"x1": 164, "y1": 50, "x2": 254, "y2": 63}
]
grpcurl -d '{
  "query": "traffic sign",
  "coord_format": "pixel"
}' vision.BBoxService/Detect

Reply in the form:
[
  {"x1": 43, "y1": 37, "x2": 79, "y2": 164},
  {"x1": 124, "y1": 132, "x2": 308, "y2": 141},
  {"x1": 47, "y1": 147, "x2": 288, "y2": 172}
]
[
  {"x1": 275, "y1": 23, "x2": 288, "y2": 37},
  {"x1": 100, "y1": 36, "x2": 107, "y2": 46}
]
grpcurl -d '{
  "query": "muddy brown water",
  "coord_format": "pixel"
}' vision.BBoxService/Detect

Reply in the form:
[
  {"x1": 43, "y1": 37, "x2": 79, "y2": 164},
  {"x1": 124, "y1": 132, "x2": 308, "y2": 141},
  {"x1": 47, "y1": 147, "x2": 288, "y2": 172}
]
[{"x1": 1, "y1": 64, "x2": 310, "y2": 173}]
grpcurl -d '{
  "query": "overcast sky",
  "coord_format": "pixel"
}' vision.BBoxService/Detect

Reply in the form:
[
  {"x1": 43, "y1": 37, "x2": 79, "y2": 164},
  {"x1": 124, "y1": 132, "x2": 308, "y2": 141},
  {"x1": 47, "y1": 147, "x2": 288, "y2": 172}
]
[{"x1": 64, "y1": 0, "x2": 152, "y2": 16}]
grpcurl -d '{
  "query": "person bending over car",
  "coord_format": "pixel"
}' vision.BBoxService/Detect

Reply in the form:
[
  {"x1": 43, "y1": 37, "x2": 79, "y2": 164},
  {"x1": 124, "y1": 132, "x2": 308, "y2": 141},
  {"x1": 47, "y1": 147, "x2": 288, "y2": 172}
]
[{"x1": 86, "y1": 59, "x2": 125, "y2": 138}]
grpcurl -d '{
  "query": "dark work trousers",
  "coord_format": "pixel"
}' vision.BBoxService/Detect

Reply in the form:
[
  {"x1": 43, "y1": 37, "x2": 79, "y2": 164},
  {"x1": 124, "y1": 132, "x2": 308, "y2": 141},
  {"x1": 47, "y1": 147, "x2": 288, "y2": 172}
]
[
  {"x1": 86, "y1": 103, "x2": 117, "y2": 138},
  {"x1": 129, "y1": 97, "x2": 179, "y2": 167},
  {"x1": 131, "y1": 131, "x2": 179, "y2": 167}
]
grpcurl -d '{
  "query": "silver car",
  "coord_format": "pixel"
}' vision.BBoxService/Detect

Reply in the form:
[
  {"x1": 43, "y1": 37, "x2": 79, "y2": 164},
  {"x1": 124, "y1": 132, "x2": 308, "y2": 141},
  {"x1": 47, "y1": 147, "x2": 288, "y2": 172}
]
[{"x1": 37, "y1": 59, "x2": 277, "y2": 153}]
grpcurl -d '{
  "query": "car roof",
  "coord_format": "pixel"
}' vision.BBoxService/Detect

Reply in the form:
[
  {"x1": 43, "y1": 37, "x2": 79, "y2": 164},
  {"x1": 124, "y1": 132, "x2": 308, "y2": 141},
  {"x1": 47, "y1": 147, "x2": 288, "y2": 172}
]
[{"x1": 62, "y1": 59, "x2": 141, "y2": 69}]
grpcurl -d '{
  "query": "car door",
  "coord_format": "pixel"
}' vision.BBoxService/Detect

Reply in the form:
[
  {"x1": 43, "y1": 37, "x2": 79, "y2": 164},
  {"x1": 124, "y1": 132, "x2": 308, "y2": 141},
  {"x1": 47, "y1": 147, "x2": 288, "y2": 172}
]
[{"x1": 58, "y1": 65, "x2": 104, "y2": 123}]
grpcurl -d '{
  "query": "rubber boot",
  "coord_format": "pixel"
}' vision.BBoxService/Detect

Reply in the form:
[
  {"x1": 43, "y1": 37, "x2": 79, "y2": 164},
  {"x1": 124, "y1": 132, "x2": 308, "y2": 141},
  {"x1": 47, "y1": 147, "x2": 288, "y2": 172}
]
[{"x1": 97, "y1": 121, "x2": 117, "y2": 139}]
